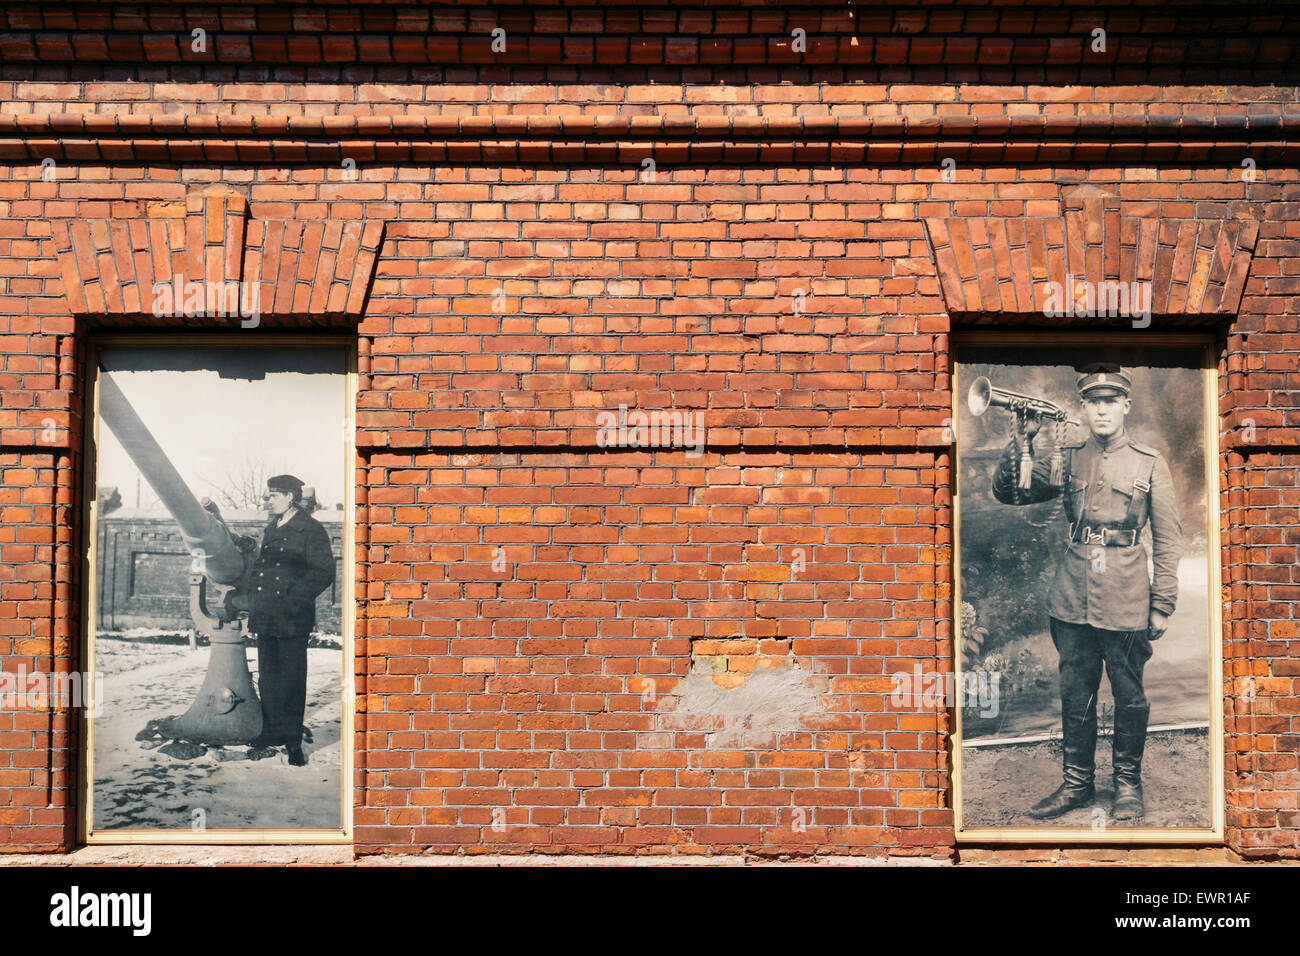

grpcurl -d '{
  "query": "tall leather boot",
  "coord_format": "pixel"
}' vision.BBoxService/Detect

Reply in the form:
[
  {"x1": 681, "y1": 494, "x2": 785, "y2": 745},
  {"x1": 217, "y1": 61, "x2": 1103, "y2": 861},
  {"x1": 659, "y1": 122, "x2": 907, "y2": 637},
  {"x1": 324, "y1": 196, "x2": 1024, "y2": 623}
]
[
  {"x1": 1028, "y1": 699, "x2": 1097, "y2": 819},
  {"x1": 1111, "y1": 703, "x2": 1149, "y2": 821}
]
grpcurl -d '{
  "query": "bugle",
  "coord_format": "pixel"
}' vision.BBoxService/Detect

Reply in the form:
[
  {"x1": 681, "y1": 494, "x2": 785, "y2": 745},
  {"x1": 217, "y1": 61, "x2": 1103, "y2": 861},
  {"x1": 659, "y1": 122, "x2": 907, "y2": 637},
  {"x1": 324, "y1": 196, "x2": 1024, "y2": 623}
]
[
  {"x1": 967, "y1": 376, "x2": 1078, "y2": 489},
  {"x1": 967, "y1": 376, "x2": 1079, "y2": 426}
]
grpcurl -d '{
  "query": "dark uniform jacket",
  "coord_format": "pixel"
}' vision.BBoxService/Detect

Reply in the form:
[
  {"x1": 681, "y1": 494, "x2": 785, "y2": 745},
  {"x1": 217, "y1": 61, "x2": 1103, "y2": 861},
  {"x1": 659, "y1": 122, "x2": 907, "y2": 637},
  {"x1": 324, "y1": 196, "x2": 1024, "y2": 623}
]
[
  {"x1": 247, "y1": 507, "x2": 335, "y2": 638},
  {"x1": 992, "y1": 432, "x2": 1182, "y2": 632}
]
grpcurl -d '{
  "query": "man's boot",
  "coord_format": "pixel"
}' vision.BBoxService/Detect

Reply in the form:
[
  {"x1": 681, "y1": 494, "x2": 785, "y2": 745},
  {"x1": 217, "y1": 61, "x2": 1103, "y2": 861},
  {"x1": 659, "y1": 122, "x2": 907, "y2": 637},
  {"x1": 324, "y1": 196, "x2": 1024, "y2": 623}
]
[
  {"x1": 1029, "y1": 700, "x2": 1098, "y2": 819},
  {"x1": 285, "y1": 730, "x2": 306, "y2": 766},
  {"x1": 1111, "y1": 703, "x2": 1149, "y2": 821}
]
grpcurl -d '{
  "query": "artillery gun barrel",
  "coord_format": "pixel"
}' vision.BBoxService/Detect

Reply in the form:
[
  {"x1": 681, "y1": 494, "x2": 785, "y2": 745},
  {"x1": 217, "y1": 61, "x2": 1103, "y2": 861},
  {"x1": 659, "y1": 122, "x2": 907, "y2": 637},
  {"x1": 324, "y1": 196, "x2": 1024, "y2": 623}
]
[{"x1": 97, "y1": 372, "x2": 248, "y2": 586}]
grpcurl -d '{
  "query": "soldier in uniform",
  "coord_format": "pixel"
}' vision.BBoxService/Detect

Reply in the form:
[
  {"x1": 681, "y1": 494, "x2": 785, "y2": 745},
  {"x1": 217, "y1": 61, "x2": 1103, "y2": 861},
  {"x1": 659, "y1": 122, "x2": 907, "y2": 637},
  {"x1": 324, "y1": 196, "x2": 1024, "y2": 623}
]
[
  {"x1": 991, "y1": 364, "x2": 1182, "y2": 822},
  {"x1": 231, "y1": 474, "x2": 335, "y2": 766}
]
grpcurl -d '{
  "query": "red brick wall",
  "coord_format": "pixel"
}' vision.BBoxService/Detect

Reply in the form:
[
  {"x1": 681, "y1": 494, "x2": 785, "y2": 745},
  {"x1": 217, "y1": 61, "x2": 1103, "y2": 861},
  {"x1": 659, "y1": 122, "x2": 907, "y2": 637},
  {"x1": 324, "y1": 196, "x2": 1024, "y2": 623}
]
[
  {"x1": 0, "y1": 2, "x2": 1296, "y2": 858},
  {"x1": 355, "y1": 450, "x2": 946, "y2": 854},
  {"x1": 0, "y1": 453, "x2": 74, "y2": 849},
  {"x1": 1224, "y1": 452, "x2": 1300, "y2": 855}
]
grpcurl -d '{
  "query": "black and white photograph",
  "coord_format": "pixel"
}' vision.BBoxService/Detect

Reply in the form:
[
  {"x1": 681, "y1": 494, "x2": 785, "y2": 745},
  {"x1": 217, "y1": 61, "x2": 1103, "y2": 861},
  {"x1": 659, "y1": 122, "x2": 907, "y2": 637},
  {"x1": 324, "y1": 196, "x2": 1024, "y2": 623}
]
[
  {"x1": 952, "y1": 337, "x2": 1222, "y2": 839},
  {"x1": 83, "y1": 342, "x2": 352, "y2": 839}
]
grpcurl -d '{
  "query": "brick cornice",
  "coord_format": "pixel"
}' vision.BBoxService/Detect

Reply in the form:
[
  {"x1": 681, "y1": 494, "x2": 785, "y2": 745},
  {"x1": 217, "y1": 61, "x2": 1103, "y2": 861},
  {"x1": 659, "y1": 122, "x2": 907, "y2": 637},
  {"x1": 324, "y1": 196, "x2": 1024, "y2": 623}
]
[
  {"x1": 924, "y1": 189, "x2": 1259, "y2": 317},
  {"x1": 9, "y1": 112, "x2": 1298, "y2": 164},
  {"x1": 49, "y1": 188, "x2": 386, "y2": 320},
  {"x1": 8, "y1": 113, "x2": 1299, "y2": 139}
]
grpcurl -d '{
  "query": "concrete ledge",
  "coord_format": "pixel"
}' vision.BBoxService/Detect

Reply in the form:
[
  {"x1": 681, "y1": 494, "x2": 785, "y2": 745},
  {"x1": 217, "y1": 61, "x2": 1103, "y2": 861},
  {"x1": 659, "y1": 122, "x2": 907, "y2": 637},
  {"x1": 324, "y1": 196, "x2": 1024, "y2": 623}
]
[
  {"x1": 0, "y1": 846, "x2": 946, "y2": 866},
  {"x1": 1, "y1": 846, "x2": 1293, "y2": 866}
]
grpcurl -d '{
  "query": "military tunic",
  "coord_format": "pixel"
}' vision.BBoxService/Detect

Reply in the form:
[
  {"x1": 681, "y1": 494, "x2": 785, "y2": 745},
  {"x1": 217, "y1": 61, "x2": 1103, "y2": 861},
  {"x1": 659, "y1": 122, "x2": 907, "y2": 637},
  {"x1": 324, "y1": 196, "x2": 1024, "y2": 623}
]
[
  {"x1": 992, "y1": 432, "x2": 1182, "y2": 631},
  {"x1": 247, "y1": 507, "x2": 335, "y2": 746}
]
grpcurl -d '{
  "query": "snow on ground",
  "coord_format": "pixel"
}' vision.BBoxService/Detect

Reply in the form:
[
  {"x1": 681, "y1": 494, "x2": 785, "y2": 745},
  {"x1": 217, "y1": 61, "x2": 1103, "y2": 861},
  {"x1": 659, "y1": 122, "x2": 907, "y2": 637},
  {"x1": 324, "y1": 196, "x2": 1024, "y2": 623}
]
[{"x1": 92, "y1": 635, "x2": 343, "y2": 832}]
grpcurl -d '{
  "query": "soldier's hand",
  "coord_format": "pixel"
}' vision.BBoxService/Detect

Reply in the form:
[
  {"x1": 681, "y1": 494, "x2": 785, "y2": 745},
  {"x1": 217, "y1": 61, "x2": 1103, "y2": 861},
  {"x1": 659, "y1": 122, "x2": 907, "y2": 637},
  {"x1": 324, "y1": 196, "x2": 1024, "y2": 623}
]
[
  {"x1": 1148, "y1": 609, "x2": 1169, "y2": 640},
  {"x1": 229, "y1": 591, "x2": 251, "y2": 613}
]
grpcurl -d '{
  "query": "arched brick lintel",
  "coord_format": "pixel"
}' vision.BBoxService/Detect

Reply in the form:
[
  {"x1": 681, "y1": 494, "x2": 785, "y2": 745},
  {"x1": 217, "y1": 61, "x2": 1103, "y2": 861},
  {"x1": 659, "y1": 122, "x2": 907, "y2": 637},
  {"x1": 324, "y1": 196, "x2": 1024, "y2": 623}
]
[
  {"x1": 925, "y1": 191, "x2": 1259, "y2": 318},
  {"x1": 48, "y1": 187, "x2": 386, "y2": 321}
]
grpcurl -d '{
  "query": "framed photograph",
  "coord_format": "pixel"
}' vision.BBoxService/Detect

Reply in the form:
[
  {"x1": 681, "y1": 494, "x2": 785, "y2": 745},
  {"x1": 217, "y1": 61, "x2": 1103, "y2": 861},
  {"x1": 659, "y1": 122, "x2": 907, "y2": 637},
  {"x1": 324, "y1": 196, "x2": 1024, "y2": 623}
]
[
  {"x1": 951, "y1": 333, "x2": 1223, "y2": 842},
  {"x1": 80, "y1": 336, "x2": 355, "y2": 843}
]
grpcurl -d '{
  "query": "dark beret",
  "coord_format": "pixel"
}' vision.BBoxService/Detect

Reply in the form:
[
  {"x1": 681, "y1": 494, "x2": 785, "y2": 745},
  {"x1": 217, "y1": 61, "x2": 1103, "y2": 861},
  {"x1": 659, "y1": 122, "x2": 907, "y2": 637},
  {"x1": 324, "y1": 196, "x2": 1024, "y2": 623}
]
[{"x1": 266, "y1": 474, "x2": 305, "y2": 496}]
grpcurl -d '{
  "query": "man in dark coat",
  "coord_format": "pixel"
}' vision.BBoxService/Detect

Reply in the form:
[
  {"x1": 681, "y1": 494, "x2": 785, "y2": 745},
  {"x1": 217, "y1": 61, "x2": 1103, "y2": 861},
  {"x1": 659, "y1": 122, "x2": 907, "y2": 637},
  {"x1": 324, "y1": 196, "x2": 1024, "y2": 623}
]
[
  {"x1": 234, "y1": 474, "x2": 335, "y2": 766},
  {"x1": 991, "y1": 364, "x2": 1182, "y2": 823}
]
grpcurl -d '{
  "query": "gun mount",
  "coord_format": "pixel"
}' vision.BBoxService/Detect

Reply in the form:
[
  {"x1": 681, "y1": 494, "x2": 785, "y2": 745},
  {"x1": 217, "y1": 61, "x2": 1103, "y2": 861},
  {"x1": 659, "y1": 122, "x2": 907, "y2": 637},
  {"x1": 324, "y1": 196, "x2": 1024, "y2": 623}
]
[{"x1": 97, "y1": 371, "x2": 263, "y2": 747}]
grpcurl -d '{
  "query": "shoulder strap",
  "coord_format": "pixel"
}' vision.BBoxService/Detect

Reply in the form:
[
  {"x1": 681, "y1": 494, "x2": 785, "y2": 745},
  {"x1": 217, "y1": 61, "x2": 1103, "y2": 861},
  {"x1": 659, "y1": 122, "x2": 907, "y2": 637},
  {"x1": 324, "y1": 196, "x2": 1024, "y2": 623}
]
[{"x1": 1123, "y1": 453, "x2": 1157, "y2": 528}]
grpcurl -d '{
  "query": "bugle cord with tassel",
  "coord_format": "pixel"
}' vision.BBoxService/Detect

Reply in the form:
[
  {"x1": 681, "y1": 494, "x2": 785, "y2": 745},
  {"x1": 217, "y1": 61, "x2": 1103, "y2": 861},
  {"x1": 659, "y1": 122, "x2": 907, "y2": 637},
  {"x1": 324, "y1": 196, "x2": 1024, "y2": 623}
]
[{"x1": 969, "y1": 375, "x2": 1079, "y2": 490}]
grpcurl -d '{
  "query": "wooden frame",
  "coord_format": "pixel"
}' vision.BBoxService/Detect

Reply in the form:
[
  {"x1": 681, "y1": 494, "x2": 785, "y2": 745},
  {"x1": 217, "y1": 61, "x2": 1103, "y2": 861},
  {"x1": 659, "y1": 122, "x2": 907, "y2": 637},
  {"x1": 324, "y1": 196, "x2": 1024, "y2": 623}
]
[
  {"x1": 950, "y1": 332, "x2": 1224, "y2": 844},
  {"x1": 78, "y1": 334, "x2": 356, "y2": 845}
]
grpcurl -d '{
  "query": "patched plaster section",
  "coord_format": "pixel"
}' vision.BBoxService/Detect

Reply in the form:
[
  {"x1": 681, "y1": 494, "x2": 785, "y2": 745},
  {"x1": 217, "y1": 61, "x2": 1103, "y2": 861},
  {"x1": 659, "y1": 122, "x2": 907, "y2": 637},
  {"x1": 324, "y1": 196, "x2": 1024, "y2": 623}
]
[{"x1": 653, "y1": 658, "x2": 832, "y2": 749}]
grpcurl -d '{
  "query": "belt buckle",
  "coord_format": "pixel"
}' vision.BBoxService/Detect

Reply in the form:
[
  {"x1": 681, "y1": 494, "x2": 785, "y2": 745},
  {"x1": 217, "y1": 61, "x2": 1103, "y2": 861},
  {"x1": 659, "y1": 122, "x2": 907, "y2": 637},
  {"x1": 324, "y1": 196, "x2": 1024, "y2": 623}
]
[{"x1": 1080, "y1": 525, "x2": 1102, "y2": 545}]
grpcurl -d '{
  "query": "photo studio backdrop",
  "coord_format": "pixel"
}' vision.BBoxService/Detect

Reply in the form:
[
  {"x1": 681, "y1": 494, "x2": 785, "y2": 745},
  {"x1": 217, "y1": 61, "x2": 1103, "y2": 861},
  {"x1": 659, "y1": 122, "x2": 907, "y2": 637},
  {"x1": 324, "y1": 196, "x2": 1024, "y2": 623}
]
[{"x1": 0, "y1": 2, "x2": 1296, "y2": 860}]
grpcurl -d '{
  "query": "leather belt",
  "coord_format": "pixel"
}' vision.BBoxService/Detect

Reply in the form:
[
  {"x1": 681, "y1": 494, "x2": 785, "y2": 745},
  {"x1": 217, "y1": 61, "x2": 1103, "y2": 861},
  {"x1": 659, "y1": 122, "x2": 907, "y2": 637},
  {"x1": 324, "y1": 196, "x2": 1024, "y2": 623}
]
[{"x1": 1070, "y1": 524, "x2": 1138, "y2": 547}]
